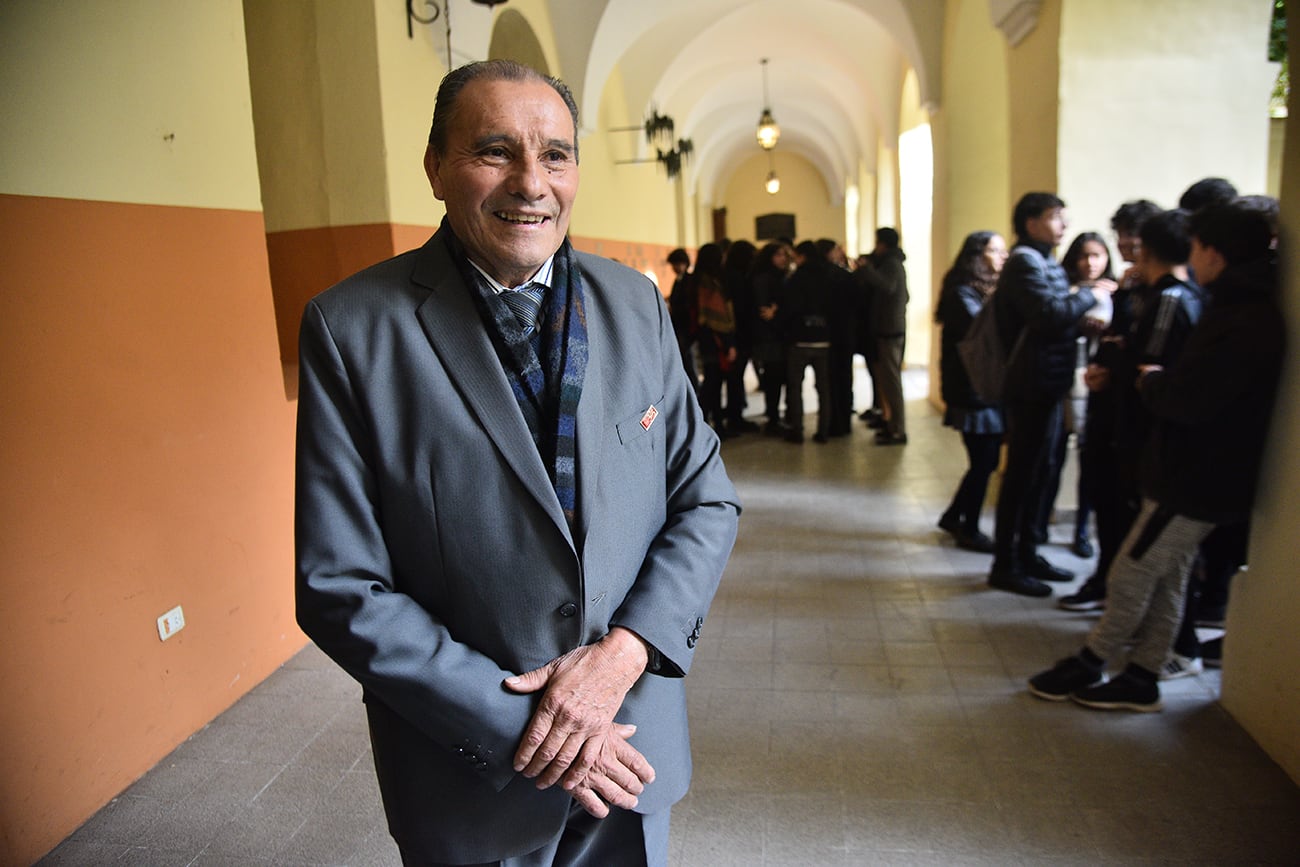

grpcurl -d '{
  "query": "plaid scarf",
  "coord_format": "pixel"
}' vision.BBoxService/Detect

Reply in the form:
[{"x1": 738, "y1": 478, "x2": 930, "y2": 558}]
[{"x1": 438, "y1": 219, "x2": 588, "y2": 529}]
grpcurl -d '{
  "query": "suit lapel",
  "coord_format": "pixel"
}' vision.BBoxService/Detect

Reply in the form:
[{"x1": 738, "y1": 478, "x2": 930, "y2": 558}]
[{"x1": 410, "y1": 235, "x2": 572, "y2": 544}]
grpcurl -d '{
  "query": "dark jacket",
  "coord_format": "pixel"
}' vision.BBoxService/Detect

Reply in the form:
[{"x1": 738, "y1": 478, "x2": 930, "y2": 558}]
[
  {"x1": 937, "y1": 280, "x2": 996, "y2": 410},
  {"x1": 937, "y1": 279, "x2": 1004, "y2": 434},
  {"x1": 1139, "y1": 257, "x2": 1286, "y2": 524},
  {"x1": 747, "y1": 264, "x2": 787, "y2": 363},
  {"x1": 867, "y1": 248, "x2": 909, "y2": 336},
  {"x1": 778, "y1": 258, "x2": 834, "y2": 344},
  {"x1": 1111, "y1": 274, "x2": 1204, "y2": 453},
  {"x1": 993, "y1": 238, "x2": 1097, "y2": 402}
]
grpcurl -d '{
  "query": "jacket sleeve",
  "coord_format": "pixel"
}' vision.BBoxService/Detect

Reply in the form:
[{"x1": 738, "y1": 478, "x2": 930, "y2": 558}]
[
  {"x1": 611, "y1": 280, "x2": 741, "y2": 676},
  {"x1": 295, "y1": 299, "x2": 535, "y2": 791},
  {"x1": 1003, "y1": 249, "x2": 1097, "y2": 332},
  {"x1": 1140, "y1": 310, "x2": 1278, "y2": 426}
]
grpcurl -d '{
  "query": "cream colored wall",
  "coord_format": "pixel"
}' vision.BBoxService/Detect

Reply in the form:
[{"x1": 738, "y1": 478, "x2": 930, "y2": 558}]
[
  {"x1": 1006, "y1": 0, "x2": 1061, "y2": 197},
  {"x1": 244, "y1": 0, "x2": 392, "y2": 232},
  {"x1": 1219, "y1": 8, "x2": 1300, "y2": 786},
  {"x1": 374, "y1": 0, "x2": 447, "y2": 228},
  {"x1": 1058, "y1": 0, "x2": 1274, "y2": 241},
  {"x1": 723, "y1": 151, "x2": 844, "y2": 244},
  {"x1": 0, "y1": 0, "x2": 260, "y2": 209},
  {"x1": 570, "y1": 65, "x2": 684, "y2": 247}
]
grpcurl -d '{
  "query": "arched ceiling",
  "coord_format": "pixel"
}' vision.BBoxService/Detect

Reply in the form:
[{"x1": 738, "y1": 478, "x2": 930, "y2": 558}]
[{"x1": 547, "y1": 0, "x2": 944, "y2": 204}]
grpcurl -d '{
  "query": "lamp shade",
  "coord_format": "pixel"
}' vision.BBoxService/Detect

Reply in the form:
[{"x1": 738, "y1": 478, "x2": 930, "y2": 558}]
[{"x1": 756, "y1": 109, "x2": 780, "y2": 150}]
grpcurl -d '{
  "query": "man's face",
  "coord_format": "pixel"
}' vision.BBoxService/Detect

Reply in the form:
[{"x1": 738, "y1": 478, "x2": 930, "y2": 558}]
[
  {"x1": 1188, "y1": 238, "x2": 1225, "y2": 286},
  {"x1": 1026, "y1": 207, "x2": 1068, "y2": 247},
  {"x1": 425, "y1": 77, "x2": 578, "y2": 287},
  {"x1": 1115, "y1": 230, "x2": 1141, "y2": 264}
]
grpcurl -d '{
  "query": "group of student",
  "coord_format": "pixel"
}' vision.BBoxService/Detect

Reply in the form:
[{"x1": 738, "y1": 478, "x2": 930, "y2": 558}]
[
  {"x1": 934, "y1": 180, "x2": 1286, "y2": 713},
  {"x1": 665, "y1": 230, "x2": 911, "y2": 446}
]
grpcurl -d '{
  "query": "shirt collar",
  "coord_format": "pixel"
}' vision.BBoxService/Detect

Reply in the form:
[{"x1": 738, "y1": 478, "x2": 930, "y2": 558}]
[{"x1": 468, "y1": 256, "x2": 555, "y2": 295}]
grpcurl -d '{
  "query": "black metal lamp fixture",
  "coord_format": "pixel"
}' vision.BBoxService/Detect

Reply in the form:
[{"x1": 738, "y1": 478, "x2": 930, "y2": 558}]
[
  {"x1": 407, "y1": 0, "x2": 508, "y2": 42},
  {"x1": 613, "y1": 109, "x2": 693, "y2": 180},
  {"x1": 756, "y1": 58, "x2": 780, "y2": 150}
]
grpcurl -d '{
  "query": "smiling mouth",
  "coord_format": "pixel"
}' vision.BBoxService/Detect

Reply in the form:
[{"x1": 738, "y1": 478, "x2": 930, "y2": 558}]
[{"x1": 495, "y1": 212, "x2": 548, "y2": 225}]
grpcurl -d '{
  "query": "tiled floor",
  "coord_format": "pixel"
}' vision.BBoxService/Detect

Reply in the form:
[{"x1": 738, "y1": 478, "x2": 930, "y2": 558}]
[{"x1": 41, "y1": 371, "x2": 1300, "y2": 865}]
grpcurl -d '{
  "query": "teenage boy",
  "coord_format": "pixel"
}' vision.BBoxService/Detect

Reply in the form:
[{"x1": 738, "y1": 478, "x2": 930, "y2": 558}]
[
  {"x1": 987, "y1": 193, "x2": 1103, "y2": 597},
  {"x1": 1028, "y1": 200, "x2": 1284, "y2": 712},
  {"x1": 1063, "y1": 209, "x2": 1204, "y2": 616}
]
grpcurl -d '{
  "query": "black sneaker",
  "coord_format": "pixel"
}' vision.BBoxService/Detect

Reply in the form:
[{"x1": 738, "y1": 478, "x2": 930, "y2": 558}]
[
  {"x1": 1071, "y1": 667, "x2": 1162, "y2": 712},
  {"x1": 988, "y1": 566, "x2": 1052, "y2": 598},
  {"x1": 1027, "y1": 555, "x2": 1073, "y2": 583},
  {"x1": 874, "y1": 431, "x2": 907, "y2": 445},
  {"x1": 1059, "y1": 578, "x2": 1106, "y2": 612},
  {"x1": 1028, "y1": 655, "x2": 1105, "y2": 701},
  {"x1": 938, "y1": 512, "x2": 963, "y2": 538}
]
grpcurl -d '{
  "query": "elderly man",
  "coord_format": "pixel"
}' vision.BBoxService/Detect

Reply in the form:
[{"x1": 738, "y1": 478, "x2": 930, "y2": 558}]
[{"x1": 295, "y1": 60, "x2": 740, "y2": 866}]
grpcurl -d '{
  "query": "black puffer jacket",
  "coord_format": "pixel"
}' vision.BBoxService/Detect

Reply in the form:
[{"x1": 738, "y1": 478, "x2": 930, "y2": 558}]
[
  {"x1": 1139, "y1": 257, "x2": 1286, "y2": 524},
  {"x1": 993, "y1": 239, "x2": 1097, "y2": 402}
]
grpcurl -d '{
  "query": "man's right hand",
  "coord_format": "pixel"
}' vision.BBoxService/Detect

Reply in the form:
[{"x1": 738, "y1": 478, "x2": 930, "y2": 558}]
[{"x1": 564, "y1": 722, "x2": 654, "y2": 818}]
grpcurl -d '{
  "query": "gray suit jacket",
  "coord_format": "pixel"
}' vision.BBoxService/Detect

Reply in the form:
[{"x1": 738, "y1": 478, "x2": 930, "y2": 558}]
[{"x1": 295, "y1": 232, "x2": 740, "y2": 862}]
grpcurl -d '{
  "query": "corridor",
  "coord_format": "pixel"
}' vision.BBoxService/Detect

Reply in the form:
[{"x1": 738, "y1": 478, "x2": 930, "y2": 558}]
[{"x1": 41, "y1": 374, "x2": 1300, "y2": 866}]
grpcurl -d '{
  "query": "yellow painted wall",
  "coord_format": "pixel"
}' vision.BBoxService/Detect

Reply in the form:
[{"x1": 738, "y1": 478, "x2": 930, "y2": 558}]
[
  {"x1": 0, "y1": 1, "x2": 261, "y2": 210},
  {"x1": 1058, "y1": 0, "x2": 1274, "y2": 240},
  {"x1": 929, "y1": 0, "x2": 1012, "y2": 403},
  {"x1": 723, "y1": 151, "x2": 845, "y2": 245},
  {"x1": 1006, "y1": 0, "x2": 1061, "y2": 198},
  {"x1": 569, "y1": 65, "x2": 682, "y2": 247},
  {"x1": 937, "y1": 0, "x2": 1012, "y2": 250},
  {"x1": 1219, "y1": 5, "x2": 1300, "y2": 785}
]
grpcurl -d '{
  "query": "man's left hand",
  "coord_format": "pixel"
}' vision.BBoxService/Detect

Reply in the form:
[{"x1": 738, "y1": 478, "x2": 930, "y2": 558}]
[{"x1": 505, "y1": 626, "x2": 651, "y2": 792}]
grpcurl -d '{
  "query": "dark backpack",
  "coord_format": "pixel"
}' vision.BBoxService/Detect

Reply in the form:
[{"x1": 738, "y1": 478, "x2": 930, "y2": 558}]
[{"x1": 957, "y1": 298, "x2": 1022, "y2": 403}]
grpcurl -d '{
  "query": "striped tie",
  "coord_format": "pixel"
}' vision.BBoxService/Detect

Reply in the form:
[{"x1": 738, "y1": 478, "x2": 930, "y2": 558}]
[{"x1": 501, "y1": 283, "x2": 546, "y2": 335}]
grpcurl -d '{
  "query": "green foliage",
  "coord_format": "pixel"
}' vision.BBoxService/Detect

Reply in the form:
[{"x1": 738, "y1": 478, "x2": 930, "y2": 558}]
[{"x1": 1270, "y1": 0, "x2": 1286, "y2": 62}]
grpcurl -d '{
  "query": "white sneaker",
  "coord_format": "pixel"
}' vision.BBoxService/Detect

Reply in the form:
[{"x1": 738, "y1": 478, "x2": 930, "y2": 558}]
[{"x1": 1158, "y1": 654, "x2": 1203, "y2": 681}]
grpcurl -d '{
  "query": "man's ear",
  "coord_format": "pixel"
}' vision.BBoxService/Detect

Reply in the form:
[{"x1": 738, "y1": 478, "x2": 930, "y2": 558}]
[{"x1": 424, "y1": 144, "x2": 445, "y2": 201}]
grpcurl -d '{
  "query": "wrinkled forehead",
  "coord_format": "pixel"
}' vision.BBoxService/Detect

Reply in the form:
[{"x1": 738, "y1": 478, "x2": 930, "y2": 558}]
[{"x1": 454, "y1": 78, "x2": 576, "y2": 146}]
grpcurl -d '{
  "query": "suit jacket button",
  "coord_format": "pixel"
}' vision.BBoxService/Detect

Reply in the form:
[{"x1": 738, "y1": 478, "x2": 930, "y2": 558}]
[
  {"x1": 559, "y1": 603, "x2": 578, "y2": 617},
  {"x1": 686, "y1": 635, "x2": 697, "y2": 649}
]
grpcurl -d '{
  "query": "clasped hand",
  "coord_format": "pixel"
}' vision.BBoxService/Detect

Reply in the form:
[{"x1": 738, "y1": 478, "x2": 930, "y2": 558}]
[{"x1": 504, "y1": 627, "x2": 655, "y2": 817}]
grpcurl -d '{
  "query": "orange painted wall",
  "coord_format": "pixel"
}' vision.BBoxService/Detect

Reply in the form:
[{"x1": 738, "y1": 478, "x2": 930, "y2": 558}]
[{"x1": 0, "y1": 194, "x2": 300, "y2": 864}]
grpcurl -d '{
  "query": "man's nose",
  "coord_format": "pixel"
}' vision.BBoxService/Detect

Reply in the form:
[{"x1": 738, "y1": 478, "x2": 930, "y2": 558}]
[{"x1": 507, "y1": 156, "x2": 546, "y2": 199}]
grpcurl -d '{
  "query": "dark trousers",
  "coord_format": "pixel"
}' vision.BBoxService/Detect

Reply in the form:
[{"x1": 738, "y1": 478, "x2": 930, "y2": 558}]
[
  {"x1": 945, "y1": 432, "x2": 1002, "y2": 533},
  {"x1": 785, "y1": 344, "x2": 830, "y2": 437},
  {"x1": 756, "y1": 357, "x2": 785, "y2": 423},
  {"x1": 699, "y1": 360, "x2": 724, "y2": 428},
  {"x1": 1034, "y1": 399, "x2": 1071, "y2": 540},
  {"x1": 724, "y1": 353, "x2": 749, "y2": 425},
  {"x1": 1172, "y1": 521, "x2": 1249, "y2": 657},
  {"x1": 400, "y1": 804, "x2": 670, "y2": 867},
  {"x1": 994, "y1": 398, "x2": 1064, "y2": 569},
  {"x1": 1080, "y1": 441, "x2": 1138, "y2": 593},
  {"x1": 827, "y1": 344, "x2": 855, "y2": 434}
]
